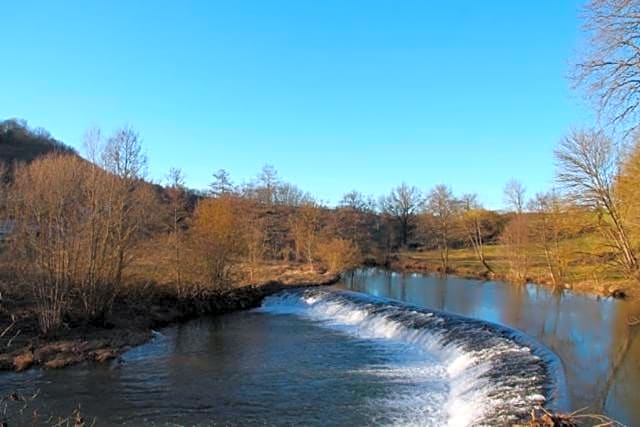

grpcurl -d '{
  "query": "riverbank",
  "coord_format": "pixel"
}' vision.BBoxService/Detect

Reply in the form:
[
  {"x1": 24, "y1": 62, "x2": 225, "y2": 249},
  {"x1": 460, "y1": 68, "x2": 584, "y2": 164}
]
[
  {"x1": 2, "y1": 248, "x2": 636, "y2": 374},
  {"x1": 0, "y1": 267, "x2": 340, "y2": 373},
  {"x1": 380, "y1": 248, "x2": 637, "y2": 300}
]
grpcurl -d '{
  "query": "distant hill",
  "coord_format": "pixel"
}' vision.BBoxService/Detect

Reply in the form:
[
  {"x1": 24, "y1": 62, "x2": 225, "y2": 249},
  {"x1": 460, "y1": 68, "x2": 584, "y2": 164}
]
[{"x1": 0, "y1": 118, "x2": 76, "y2": 165}]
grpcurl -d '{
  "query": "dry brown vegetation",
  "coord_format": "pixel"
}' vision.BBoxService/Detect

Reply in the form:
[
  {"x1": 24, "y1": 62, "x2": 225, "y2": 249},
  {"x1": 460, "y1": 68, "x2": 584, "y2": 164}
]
[
  {"x1": 316, "y1": 238, "x2": 362, "y2": 273},
  {"x1": 1, "y1": 113, "x2": 640, "y2": 371},
  {"x1": 0, "y1": 1, "x2": 640, "y2": 383},
  {"x1": 1, "y1": 388, "x2": 95, "y2": 427},
  {"x1": 5, "y1": 128, "x2": 160, "y2": 333},
  {"x1": 0, "y1": 125, "x2": 366, "y2": 346},
  {"x1": 514, "y1": 406, "x2": 623, "y2": 427},
  {"x1": 3, "y1": 123, "x2": 639, "y2": 350},
  {"x1": 372, "y1": 135, "x2": 640, "y2": 298}
]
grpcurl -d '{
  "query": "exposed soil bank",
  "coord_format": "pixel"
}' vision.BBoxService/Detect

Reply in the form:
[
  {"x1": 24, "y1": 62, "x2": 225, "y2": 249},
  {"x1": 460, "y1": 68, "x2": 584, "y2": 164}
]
[
  {"x1": 375, "y1": 253, "x2": 637, "y2": 300},
  {"x1": 0, "y1": 272, "x2": 340, "y2": 373}
]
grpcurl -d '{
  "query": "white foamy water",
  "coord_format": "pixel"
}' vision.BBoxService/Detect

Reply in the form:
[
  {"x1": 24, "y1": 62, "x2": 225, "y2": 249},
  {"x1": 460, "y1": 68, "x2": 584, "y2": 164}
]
[{"x1": 259, "y1": 288, "x2": 560, "y2": 426}]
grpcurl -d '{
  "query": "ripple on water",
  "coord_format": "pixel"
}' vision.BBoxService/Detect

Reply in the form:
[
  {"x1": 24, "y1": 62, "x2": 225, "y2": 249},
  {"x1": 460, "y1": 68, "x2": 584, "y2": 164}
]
[
  {"x1": 0, "y1": 287, "x2": 565, "y2": 427},
  {"x1": 260, "y1": 288, "x2": 566, "y2": 426}
]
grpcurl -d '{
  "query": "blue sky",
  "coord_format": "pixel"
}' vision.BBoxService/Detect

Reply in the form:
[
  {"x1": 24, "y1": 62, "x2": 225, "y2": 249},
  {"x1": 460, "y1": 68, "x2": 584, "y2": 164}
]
[{"x1": 1, "y1": 1, "x2": 592, "y2": 208}]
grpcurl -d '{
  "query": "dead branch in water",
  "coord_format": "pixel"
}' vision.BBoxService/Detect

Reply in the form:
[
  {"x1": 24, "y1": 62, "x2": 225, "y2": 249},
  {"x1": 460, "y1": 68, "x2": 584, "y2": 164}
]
[
  {"x1": 0, "y1": 318, "x2": 15, "y2": 338},
  {"x1": 1, "y1": 388, "x2": 39, "y2": 427},
  {"x1": 50, "y1": 406, "x2": 96, "y2": 427},
  {"x1": 1, "y1": 388, "x2": 97, "y2": 427},
  {"x1": 5, "y1": 329, "x2": 21, "y2": 348},
  {"x1": 514, "y1": 407, "x2": 624, "y2": 427}
]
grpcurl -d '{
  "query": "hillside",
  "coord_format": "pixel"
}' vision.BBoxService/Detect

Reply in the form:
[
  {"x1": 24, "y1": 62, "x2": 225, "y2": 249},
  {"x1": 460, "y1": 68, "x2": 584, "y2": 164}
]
[{"x1": 0, "y1": 118, "x2": 76, "y2": 165}]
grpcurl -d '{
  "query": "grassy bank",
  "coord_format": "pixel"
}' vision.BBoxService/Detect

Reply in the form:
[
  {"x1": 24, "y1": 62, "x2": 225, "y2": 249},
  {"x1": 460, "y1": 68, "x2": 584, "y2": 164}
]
[
  {"x1": 0, "y1": 264, "x2": 340, "y2": 373},
  {"x1": 386, "y1": 243, "x2": 636, "y2": 299}
]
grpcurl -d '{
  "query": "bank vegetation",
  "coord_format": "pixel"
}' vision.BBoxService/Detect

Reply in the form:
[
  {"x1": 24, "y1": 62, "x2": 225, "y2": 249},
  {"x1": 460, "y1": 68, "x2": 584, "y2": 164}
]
[
  {"x1": 1, "y1": 118, "x2": 639, "y2": 350},
  {"x1": 2, "y1": 0, "x2": 640, "y2": 378}
]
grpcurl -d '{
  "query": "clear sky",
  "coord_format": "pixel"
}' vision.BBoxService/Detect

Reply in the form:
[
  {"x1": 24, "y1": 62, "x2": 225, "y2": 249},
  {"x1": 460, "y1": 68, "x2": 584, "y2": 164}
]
[{"x1": 1, "y1": 1, "x2": 592, "y2": 208}]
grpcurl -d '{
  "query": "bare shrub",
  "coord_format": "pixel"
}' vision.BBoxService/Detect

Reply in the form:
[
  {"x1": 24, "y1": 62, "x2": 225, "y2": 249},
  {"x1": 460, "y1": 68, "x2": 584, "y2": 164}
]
[
  {"x1": 500, "y1": 214, "x2": 532, "y2": 284},
  {"x1": 316, "y1": 238, "x2": 361, "y2": 273},
  {"x1": 7, "y1": 127, "x2": 161, "y2": 331},
  {"x1": 528, "y1": 192, "x2": 577, "y2": 287},
  {"x1": 460, "y1": 194, "x2": 495, "y2": 273},
  {"x1": 188, "y1": 196, "x2": 246, "y2": 290},
  {"x1": 426, "y1": 184, "x2": 459, "y2": 273},
  {"x1": 8, "y1": 154, "x2": 85, "y2": 332},
  {"x1": 290, "y1": 202, "x2": 323, "y2": 265}
]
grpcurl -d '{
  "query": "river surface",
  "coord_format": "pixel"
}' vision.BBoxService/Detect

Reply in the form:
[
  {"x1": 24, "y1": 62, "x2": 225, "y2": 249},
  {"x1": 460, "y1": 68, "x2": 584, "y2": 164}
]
[
  {"x1": 1, "y1": 268, "x2": 639, "y2": 426},
  {"x1": 343, "y1": 269, "x2": 640, "y2": 426}
]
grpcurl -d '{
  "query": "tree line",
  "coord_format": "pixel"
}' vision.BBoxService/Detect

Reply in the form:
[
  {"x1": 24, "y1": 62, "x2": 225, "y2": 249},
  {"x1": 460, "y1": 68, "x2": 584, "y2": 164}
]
[
  {"x1": 0, "y1": 123, "x2": 367, "y2": 334},
  {"x1": 3, "y1": 0, "x2": 640, "y2": 335},
  {"x1": 1, "y1": 118, "x2": 639, "y2": 334}
]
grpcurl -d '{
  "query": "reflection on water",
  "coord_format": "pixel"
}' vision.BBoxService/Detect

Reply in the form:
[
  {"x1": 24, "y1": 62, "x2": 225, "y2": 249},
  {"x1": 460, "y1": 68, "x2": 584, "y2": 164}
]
[
  {"x1": 340, "y1": 268, "x2": 640, "y2": 426},
  {"x1": 0, "y1": 309, "x2": 455, "y2": 426},
  {"x1": 1, "y1": 269, "x2": 638, "y2": 426}
]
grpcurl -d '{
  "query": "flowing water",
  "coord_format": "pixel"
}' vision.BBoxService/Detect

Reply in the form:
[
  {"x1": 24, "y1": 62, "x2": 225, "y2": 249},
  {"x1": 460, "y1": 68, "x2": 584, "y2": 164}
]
[
  {"x1": 342, "y1": 269, "x2": 640, "y2": 426},
  {"x1": 1, "y1": 268, "x2": 639, "y2": 426}
]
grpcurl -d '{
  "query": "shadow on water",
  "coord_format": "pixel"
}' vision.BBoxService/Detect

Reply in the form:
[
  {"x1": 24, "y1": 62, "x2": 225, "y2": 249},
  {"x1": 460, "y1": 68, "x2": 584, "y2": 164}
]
[{"x1": 341, "y1": 268, "x2": 640, "y2": 426}]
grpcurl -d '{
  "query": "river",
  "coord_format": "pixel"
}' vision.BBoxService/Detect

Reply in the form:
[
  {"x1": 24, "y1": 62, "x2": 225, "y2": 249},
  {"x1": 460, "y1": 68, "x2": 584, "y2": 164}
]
[{"x1": 1, "y1": 268, "x2": 639, "y2": 426}]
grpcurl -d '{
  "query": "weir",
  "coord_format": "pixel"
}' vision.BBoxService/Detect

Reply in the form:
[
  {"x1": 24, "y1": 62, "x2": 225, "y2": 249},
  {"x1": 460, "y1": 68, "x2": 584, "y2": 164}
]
[{"x1": 260, "y1": 288, "x2": 568, "y2": 426}]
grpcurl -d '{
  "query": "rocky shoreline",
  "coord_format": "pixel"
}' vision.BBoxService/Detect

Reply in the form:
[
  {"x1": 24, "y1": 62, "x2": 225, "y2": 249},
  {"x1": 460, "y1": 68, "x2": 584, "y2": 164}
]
[{"x1": 0, "y1": 273, "x2": 341, "y2": 373}]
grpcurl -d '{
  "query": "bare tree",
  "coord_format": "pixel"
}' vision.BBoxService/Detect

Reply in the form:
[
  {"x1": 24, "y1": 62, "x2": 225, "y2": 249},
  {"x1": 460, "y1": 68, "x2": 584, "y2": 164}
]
[
  {"x1": 340, "y1": 190, "x2": 375, "y2": 212},
  {"x1": 243, "y1": 211, "x2": 267, "y2": 282},
  {"x1": 82, "y1": 126, "x2": 102, "y2": 163},
  {"x1": 274, "y1": 182, "x2": 313, "y2": 206},
  {"x1": 166, "y1": 167, "x2": 188, "y2": 294},
  {"x1": 500, "y1": 214, "x2": 532, "y2": 284},
  {"x1": 556, "y1": 129, "x2": 638, "y2": 277},
  {"x1": 380, "y1": 183, "x2": 421, "y2": 247},
  {"x1": 240, "y1": 165, "x2": 311, "y2": 207},
  {"x1": 101, "y1": 126, "x2": 147, "y2": 181},
  {"x1": 503, "y1": 178, "x2": 526, "y2": 214},
  {"x1": 290, "y1": 202, "x2": 323, "y2": 265},
  {"x1": 101, "y1": 127, "x2": 155, "y2": 288},
  {"x1": 209, "y1": 169, "x2": 235, "y2": 197},
  {"x1": 529, "y1": 191, "x2": 572, "y2": 287},
  {"x1": 256, "y1": 164, "x2": 280, "y2": 204},
  {"x1": 336, "y1": 191, "x2": 377, "y2": 253},
  {"x1": 426, "y1": 184, "x2": 459, "y2": 273},
  {"x1": 574, "y1": 0, "x2": 640, "y2": 133},
  {"x1": 460, "y1": 193, "x2": 493, "y2": 273}
]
